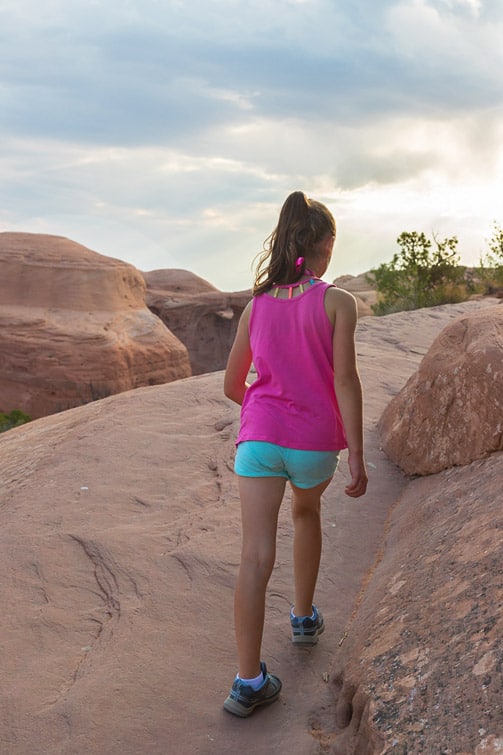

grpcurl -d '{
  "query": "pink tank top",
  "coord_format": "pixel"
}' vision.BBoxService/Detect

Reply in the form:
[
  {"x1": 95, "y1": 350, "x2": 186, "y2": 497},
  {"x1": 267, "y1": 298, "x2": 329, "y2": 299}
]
[{"x1": 237, "y1": 281, "x2": 347, "y2": 451}]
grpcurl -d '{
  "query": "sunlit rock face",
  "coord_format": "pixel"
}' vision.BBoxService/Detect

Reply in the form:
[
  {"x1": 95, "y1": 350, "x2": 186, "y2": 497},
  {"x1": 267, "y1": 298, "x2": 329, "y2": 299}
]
[
  {"x1": 143, "y1": 269, "x2": 251, "y2": 375},
  {"x1": 0, "y1": 233, "x2": 191, "y2": 418},
  {"x1": 378, "y1": 305, "x2": 503, "y2": 475}
]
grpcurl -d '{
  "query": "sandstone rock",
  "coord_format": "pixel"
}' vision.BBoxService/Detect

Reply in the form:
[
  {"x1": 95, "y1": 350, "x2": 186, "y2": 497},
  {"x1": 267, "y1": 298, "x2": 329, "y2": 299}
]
[
  {"x1": 379, "y1": 305, "x2": 503, "y2": 475},
  {"x1": 334, "y1": 272, "x2": 374, "y2": 293},
  {"x1": 353, "y1": 294, "x2": 374, "y2": 318},
  {"x1": 334, "y1": 272, "x2": 377, "y2": 315},
  {"x1": 0, "y1": 297, "x2": 500, "y2": 755},
  {"x1": 144, "y1": 268, "x2": 220, "y2": 295},
  {"x1": 325, "y1": 451, "x2": 503, "y2": 754},
  {"x1": 143, "y1": 269, "x2": 250, "y2": 375},
  {"x1": 0, "y1": 233, "x2": 191, "y2": 419}
]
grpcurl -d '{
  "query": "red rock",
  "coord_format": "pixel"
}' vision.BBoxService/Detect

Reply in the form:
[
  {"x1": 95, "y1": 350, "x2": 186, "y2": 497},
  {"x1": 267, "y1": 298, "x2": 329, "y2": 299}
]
[
  {"x1": 0, "y1": 233, "x2": 191, "y2": 418},
  {"x1": 327, "y1": 450, "x2": 503, "y2": 754},
  {"x1": 144, "y1": 269, "x2": 373, "y2": 374},
  {"x1": 143, "y1": 269, "x2": 251, "y2": 374},
  {"x1": 144, "y1": 268, "x2": 220, "y2": 295},
  {"x1": 334, "y1": 273, "x2": 377, "y2": 316},
  {"x1": 0, "y1": 294, "x2": 500, "y2": 754},
  {"x1": 378, "y1": 305, "x2": 503, "y2": 475}
]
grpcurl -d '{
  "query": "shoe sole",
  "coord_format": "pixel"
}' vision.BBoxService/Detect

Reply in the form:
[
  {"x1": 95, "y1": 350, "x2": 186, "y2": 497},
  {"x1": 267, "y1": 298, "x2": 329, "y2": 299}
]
[
  {"x1": 223, "y1": 689, "x2": 281, "y2": 717},
  {"x1": 291, "y1": 621, "x2": 325, "y2": 645}
]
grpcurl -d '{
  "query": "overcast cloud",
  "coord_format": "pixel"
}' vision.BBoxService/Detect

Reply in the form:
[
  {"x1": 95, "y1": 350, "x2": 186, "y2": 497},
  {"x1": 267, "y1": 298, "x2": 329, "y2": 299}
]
[{"x1": 1, "y1": 0, "x2": 502, "y2": 289}]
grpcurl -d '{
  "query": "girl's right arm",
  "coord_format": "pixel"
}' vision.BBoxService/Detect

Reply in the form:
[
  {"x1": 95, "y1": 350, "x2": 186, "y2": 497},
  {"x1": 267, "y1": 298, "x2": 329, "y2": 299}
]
[
  {"x1": 224, "y1": 300, "x2": 253, "y2": 406},
  {"x1": 329, "y1": 288, "x2": 368, "y2": 498}
]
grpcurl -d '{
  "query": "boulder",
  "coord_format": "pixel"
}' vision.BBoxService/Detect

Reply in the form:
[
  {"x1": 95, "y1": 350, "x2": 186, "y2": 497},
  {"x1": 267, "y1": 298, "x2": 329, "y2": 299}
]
[
  {"x1": 378, "y1": 305, "x2": 503, "y2": 475},
  {"x1": 143, "y1": 269, "x2": 251, "y2": 375},
  {"x1": 0, "y1": 233, "x2": 191, "y2": 419}
]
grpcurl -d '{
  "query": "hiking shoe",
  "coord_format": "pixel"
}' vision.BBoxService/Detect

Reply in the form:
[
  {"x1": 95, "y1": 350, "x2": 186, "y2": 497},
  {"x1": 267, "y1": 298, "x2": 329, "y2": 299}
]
[
  {"x1": 223, "y1": 661, "x2": 282, "y2": 717},
  {"x1": 290, "y1": 605, "x2": 325, "y2": 645}
]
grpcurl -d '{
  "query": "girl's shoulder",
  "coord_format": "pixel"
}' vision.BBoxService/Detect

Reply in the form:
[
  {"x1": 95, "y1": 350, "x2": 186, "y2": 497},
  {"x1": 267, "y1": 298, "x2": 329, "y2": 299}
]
[
  {"x1": 240, "y1": 298, "x2": 254, "y2": 323},
  {"x1": 325, "y1": 284, "x2": 357, "y2": 304},
  {"x1": 324, "y1": 285, "x2": 358, "y2": 325}
]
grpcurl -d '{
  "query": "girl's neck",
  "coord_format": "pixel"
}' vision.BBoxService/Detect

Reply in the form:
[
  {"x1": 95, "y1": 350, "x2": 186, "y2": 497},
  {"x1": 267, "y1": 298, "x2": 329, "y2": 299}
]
[
  {"x1": 305, "y1": 261, "x2": 326, "y2": 278},
  {"x1": 269, "y1": 271, "x2": 321, "y2": 299},
  {"x1": 275, "y1": 268, "x2": 319, "y2": 286}
]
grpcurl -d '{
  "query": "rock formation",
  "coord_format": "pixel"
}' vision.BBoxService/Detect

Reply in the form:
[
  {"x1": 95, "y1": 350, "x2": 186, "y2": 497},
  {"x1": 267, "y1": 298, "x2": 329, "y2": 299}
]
[
  {"x1": 143, "y1": 269, "x2": 251, "y2": 375},
  {"x1": 144, "y1": 268, "x2": 375, "y2": 375},
  {"x1": 0, "y1": 233, "x2": 191, "y2": 419},
  {"x1": 0, "y1": 297, "x2": 500, "y2": 754},
  {"x1": 325, "y1": 450, "x2": 503, "y2": 754},
  {"x1": 333, "y1": 273, "x2": 377, "y2": 317},
  {"x1": 378, "y1": 305, "x2": 503, "y2": 475}
]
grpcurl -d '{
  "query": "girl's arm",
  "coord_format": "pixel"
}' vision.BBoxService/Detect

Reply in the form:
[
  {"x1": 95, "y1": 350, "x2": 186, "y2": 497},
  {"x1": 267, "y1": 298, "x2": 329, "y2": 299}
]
[
  {"x1": 328, "y1": 288, "x2": 368, "y2": 498},
  {"x1": 224, "y1": 300, "x2": 253, "y2": 406}
]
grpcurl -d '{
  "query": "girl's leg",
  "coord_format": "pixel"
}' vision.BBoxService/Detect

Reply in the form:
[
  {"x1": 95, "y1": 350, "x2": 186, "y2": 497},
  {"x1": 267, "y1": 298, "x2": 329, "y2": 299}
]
[
  {"x1": 234, "y1": 475, "x2": 286, "y2": 679},
  {"x1": 290, "y1": 478, "x2": 332, "y2": 617}
]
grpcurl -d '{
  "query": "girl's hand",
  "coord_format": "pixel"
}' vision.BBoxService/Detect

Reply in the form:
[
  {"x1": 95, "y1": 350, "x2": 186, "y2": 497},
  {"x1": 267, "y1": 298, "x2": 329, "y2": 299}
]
[{"x1": 345, "y1": 452, "x2": 368, "y2": 498}]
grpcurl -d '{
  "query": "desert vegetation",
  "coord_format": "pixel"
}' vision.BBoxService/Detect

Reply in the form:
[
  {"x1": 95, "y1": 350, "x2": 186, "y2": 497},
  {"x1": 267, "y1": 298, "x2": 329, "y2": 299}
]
[
  {"x1": 478, "y1": 221, "x2": 503, "y2": 293},
  {"x1": 0, "y1": 409, "x2": 31, "y2": 433},
  {"x1": 368, "y1": 224, "x2": 503, "y2": 315}
]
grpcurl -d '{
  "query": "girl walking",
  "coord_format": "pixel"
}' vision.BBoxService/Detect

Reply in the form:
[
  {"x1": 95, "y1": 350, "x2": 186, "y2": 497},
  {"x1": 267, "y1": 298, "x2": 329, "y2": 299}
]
[{"x1": 223, "y1": 191, "x2": 367, "y2": 717}]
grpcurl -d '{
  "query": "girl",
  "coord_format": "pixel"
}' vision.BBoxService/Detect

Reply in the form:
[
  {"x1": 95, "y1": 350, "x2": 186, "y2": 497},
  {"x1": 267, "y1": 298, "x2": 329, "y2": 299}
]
[{"x1": 223, "y1": 191, "x2": 367, "y2": 717}]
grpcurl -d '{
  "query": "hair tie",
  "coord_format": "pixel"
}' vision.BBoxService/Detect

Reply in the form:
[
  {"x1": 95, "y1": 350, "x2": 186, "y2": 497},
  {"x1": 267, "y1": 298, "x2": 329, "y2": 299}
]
[{"x1": 295, "y1": 256, "x2": 304, "y2": 271}]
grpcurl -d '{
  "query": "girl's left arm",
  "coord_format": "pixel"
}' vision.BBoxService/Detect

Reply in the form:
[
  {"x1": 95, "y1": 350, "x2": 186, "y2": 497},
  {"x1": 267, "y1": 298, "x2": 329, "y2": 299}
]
[
  {"x1": 224, "y1": 300, "x2": 253, "y2": 405},
  {"x1": 328, "y1": 287, "x2": 368, "y2": 498}
]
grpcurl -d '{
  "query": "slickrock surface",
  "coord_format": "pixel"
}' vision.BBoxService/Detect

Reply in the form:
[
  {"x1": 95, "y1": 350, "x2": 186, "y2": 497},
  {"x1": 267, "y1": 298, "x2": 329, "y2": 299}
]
[
  {"x1": 0, "y1": 233, "x2": 191, "y2": 419},
  {"x1": 325, "y1": 453, "x2": 502, "y2": 754},
  {"x1": 143, "y1": 269, "x2": 250, "y2": 375},
  {"x1": 0, "y1": 297, "x2": 500, "y2": 755},
  {"x1": 379, "y1": 305, "x2": 503, "y2": 475}
]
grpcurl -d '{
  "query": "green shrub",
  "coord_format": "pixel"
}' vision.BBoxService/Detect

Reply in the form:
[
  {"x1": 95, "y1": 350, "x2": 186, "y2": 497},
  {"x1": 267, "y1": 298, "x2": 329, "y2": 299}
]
[
  {"x1": 478, "y1": 223, "x2": 503, "y2": 292},
  {"x1": 0, "y1": 409, "x2": 32, "y2": 433},
  {"x1": 368, "y1": 231, "x2": 469, "y2": 315}
]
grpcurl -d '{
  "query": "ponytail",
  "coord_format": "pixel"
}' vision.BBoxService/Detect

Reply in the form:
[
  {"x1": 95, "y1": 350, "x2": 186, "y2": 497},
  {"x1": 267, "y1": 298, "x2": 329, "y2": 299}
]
[{"x1": 253, "y1": 191, "x2": 335, "y2": 295}]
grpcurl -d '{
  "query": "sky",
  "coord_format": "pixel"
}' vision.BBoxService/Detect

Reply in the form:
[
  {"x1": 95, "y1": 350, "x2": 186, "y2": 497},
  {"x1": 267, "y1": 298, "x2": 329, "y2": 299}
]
[{"x1": 1, "y1": 0, "x2": 502, "y2": 291}]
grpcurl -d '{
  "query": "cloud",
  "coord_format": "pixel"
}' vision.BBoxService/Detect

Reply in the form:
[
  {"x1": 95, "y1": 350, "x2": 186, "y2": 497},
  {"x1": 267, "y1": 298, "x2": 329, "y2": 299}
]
[{"x1": 0, "y1": 0, "x2": 502, "y2": 289}]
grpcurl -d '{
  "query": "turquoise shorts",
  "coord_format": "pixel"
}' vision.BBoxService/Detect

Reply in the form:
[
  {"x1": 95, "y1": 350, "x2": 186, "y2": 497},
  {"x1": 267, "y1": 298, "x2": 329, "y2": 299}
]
[{"x1": 235, "y1": 441, "x2": 340, "y2": 489}]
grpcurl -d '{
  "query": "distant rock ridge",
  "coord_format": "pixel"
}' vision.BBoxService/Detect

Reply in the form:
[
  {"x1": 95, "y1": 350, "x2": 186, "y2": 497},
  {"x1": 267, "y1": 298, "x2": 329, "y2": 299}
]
[
  {"x1": 143, "y1": 269, "x2": 378, "y2": 375},
  {"x1": 333, "y1": 272, "x2": 376, "y2": 317},
  {"x1": 143, "y1": 268, "x2": 250, "y2": 375},
  {"x1": 0, "y1": 233, "x2": 191, "y2": 418}
]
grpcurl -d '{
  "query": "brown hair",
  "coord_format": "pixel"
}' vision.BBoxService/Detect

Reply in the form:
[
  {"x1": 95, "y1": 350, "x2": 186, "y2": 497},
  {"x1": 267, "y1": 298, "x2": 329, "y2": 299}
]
[{"x1": 253, "y1": 191, "x2": 336, "y2": 295}]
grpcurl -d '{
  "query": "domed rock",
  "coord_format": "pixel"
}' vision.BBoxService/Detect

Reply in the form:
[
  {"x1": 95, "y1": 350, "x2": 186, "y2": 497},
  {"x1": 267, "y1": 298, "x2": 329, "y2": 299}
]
[
  {"x1": 0, "y1": 233, "x2": 191, "y2": 419},
  {"x1": 143, "y1": 269, "x2": 251, "y2": 375},
  {"x1": 378, "y1": 305, "x2": 503, "y2": 475}
]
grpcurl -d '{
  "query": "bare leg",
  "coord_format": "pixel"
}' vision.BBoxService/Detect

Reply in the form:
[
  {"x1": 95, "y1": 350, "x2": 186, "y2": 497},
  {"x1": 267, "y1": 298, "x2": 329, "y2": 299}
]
[
  {"x1": 290, "y1": 478, "x2": 332, "y2": 617},
  {"x1": 234, "y1": 476, "x2": 286, "y2": 679}
]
